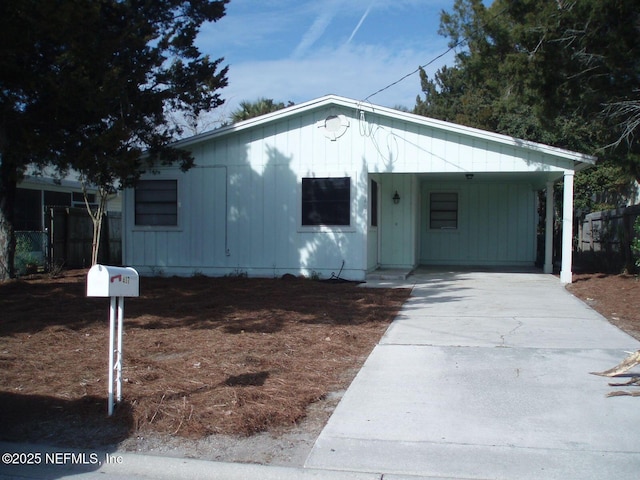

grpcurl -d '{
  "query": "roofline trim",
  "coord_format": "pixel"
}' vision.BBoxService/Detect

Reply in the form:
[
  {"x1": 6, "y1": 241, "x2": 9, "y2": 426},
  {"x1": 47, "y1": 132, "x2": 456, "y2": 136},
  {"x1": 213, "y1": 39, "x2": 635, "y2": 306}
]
[{"x1": 173, "y1": 94, "x2": 597, "y2": 166}]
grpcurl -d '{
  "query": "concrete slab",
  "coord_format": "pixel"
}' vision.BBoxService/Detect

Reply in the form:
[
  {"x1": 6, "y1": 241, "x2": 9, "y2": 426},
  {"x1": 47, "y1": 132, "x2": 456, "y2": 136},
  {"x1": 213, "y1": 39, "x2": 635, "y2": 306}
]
[
  {"x1": 383, "y1": 314, "x2": 636, "y2": 349},
  {"x1": 366, "y1": 268, "x2": 412, "y2": 281},
  {"x1": 0, "y1": 441, "x2": 382, "y2": 480},
  {"x1": 306, "y1": 271, "x2": 640, "y2": 479}
]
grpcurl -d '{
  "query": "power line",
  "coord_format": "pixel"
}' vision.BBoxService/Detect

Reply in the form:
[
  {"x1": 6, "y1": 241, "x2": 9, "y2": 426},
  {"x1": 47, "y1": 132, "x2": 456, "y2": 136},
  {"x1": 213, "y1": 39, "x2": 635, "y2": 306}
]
[
  {"x1": 363, "y1": 5, "x2": 509, "y2": 104},
  {"x1": 363, "y1": 44, "x2": 459, "y2": 103}
]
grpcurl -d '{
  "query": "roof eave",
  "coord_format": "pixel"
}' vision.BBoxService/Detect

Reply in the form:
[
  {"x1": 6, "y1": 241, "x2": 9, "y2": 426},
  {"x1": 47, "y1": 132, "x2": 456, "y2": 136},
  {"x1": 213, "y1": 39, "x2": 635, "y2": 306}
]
[{"x1": 170, "y1": 94, "x2": 598, "y2": 168}]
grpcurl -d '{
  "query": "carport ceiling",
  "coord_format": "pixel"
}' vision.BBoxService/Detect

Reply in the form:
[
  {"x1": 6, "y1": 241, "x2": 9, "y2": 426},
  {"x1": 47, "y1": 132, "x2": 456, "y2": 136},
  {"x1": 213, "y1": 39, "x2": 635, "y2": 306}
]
[{"x1": 416, "y1": 171, "x2": 563, "y2": 189}]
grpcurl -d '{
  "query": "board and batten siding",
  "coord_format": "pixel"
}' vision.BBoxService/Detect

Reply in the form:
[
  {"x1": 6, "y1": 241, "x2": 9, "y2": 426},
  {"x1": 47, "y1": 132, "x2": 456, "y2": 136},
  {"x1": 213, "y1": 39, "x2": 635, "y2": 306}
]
[
  {"x1": 420, "y1": 181, "x2": 536, "y2": 266},
  {"x1": 125, "y1": 109, "x2": 369, "y2": 280},
  {"x1": 124, "y1": 97, "x2": 589, "y2": 279}
]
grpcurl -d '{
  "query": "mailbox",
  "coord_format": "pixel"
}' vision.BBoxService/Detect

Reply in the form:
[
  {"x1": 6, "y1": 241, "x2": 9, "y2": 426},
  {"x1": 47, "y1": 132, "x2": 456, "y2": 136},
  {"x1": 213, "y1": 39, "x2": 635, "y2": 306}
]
[
  {"x1": 87, "y1": 265, "x2": 139, "y2": 298},
  {"x1": 86, "y1": 264, "x2": 139, "y2": 416}
]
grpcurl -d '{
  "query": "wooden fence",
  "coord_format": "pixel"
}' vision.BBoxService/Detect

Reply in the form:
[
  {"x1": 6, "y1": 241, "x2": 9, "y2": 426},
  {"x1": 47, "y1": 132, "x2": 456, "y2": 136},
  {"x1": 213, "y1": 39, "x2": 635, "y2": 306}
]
[
  {"x1": 47, "y1": 207, "x2": 122, "y2": 269},
  {"x1": 575, "y1": 204, "x2": 640, "y2": 272}
]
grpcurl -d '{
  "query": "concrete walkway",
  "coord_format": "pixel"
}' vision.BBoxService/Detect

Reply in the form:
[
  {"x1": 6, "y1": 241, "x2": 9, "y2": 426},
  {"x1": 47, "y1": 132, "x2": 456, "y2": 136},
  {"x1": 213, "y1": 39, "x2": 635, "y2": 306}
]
[{"x1": 305, "y1": 270, "x2": 640, "y2": 479}]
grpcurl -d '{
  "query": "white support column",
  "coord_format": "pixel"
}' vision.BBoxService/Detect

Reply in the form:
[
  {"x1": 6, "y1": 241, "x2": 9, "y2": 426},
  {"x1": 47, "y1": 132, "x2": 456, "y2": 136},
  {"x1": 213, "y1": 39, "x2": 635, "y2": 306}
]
[
  {"x1": 560, "y1": 172, "x2": 574, "y2": 284},
  {"x1": 544, "y1": 181, "x2": 554, "y2": 274}
]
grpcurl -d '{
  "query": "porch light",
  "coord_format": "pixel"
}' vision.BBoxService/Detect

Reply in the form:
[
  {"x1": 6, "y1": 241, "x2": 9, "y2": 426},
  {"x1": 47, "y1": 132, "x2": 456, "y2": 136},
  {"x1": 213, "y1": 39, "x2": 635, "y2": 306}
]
[
  {"x1": 466, "y1": 173, "x2": 474, "y2": 180},
  {"x1": 393, "y1": 191, "x2": 400, "y2": 204}
]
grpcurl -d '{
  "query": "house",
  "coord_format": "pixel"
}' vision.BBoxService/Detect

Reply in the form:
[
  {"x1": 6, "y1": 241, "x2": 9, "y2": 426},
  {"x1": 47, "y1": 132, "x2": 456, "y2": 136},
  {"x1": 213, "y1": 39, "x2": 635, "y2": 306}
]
[
  {"x1": 122, "y1": 95, "x2": 595, "y2": 284},
  {"x1": 16, "y1": 169, "x2": 122, "y2": 270}
]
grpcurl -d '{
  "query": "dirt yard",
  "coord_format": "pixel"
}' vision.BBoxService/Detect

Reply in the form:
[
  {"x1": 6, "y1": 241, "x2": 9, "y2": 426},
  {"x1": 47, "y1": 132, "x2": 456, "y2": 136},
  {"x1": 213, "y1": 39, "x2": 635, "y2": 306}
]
[
  {"x1": 1, "y1": 270, "x2": 638, "y2": 466},
  {"x1": 567, "y1": 273, "x2": 640, "y2": 341},
  {"x1": 0, "y1": 270, "x2": 409, "y2": 464}
]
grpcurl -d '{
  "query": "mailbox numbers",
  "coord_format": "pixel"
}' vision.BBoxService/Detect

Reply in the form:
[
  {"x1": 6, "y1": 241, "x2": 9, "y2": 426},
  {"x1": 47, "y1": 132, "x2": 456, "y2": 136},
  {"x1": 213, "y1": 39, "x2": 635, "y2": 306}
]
[{"x1": 110, "y1": 274, "x2": 130, "y2": 284}]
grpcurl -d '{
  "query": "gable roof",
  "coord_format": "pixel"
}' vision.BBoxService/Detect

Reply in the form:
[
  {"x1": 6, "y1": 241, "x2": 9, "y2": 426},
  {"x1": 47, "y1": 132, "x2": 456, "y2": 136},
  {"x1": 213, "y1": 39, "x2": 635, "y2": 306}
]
[{"x1": 175, "y1": 94, "x2": 596, "y2": 168}]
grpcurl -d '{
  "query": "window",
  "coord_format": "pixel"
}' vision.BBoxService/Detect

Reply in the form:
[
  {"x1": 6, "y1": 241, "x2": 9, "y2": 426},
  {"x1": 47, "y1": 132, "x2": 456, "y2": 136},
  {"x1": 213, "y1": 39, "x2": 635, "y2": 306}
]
[
  {"x1": 430, "y1": 192, "x2": 458, "y2": 229},
  {"x1": 135, "y1": 180, "x2": 178, "y2": 226},
  {"x1": 43, "y1": 190, "x2": 71, "y2": 208},
  {"x1": 370, "y1": 179, "x2": 378, "y2": 227},
  {"x1": 72, "y1": 191, "x2": 96, "y2": 208},
  {"x1": 15, "y1": 189, "x2": 42, "y2": 231},
  {"x1": 302, "y1": 177, "x2": 350, "y2": 226}
]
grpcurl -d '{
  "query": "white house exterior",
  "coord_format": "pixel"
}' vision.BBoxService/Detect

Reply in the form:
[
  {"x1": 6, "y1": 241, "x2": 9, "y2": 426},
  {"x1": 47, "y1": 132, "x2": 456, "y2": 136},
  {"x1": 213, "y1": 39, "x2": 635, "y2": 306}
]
[{"x1": 123, "y1": 95, "x2": 595, "y2": 283}]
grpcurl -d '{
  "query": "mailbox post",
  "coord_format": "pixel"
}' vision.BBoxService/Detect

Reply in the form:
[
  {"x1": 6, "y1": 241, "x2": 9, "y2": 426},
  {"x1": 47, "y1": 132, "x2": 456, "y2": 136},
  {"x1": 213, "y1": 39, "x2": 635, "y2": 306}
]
[{"x1": 87, "y1": 265, "x2": 139, "y2": 416}]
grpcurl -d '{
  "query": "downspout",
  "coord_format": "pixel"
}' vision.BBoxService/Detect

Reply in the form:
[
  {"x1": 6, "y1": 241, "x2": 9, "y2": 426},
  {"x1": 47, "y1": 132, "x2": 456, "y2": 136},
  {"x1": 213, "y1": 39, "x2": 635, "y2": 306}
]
[{"x1": 199, "y1": 165, "x2": 229, "y2": 257}]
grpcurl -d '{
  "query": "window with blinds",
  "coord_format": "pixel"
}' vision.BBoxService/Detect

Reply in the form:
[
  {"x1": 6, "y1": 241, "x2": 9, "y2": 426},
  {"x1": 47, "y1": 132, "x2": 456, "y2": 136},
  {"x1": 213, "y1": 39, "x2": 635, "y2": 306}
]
[
  {"x1": 135, "y1": 180, "x2": 178, "y2": 226},
  {"x1": 429, "y1": 192, "x2": 458, "y2": 229}
]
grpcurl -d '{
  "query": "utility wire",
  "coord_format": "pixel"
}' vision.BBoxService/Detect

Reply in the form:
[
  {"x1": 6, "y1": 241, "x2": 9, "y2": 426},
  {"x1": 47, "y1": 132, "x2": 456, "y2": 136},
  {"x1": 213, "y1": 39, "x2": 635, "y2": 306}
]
[
  {"x1": 363, "y1": 5, "x2": 509, "y2": 104},
  {"x1": 363, "y1": 45, "x2": 459, "y2": 103}
]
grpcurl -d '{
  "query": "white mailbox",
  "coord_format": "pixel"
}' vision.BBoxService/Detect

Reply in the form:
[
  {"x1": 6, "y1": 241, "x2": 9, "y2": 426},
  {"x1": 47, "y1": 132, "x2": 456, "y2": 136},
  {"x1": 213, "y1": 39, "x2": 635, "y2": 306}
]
[
  {"x1": 86, "y1": 264, "x2": 139, "y2": 416},
  {"x1": 87, "y1": 265, "x2": 139, "y2": 298}
]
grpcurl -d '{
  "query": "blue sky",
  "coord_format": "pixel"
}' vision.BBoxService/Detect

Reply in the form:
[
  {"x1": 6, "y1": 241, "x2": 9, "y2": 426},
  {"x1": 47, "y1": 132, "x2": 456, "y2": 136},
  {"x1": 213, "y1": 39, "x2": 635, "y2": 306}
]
[{"x1": 196, "y1": 0, "x2": 459, "y2": 123}]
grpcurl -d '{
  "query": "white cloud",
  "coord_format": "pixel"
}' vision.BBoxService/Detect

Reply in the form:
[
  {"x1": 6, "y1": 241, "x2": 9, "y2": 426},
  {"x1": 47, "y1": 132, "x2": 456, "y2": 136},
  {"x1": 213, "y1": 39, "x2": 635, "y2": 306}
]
[
  {"x1": 219, "y1": 41, "x2": 454, "y2": 116},
  {"x1": 195, "y1": 0, "x2": 458, "y2": 123},
  {"x1": 292, "y1": 9, "x2": 338, "y2": 59}
]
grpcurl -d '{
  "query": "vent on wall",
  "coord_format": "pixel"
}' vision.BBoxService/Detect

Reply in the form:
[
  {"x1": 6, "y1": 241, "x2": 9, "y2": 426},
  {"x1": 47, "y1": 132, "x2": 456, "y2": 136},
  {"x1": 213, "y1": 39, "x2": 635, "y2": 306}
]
[{"x1": 317, "y1": 114, "x2": 350, "y2": 141}]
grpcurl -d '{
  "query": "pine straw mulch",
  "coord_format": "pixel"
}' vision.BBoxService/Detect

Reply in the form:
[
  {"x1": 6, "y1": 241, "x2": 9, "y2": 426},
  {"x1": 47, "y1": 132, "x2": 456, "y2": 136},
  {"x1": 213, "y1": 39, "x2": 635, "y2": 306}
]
[
  {"x1": 0, "y1": 270, "x2": 410, "y2": 448},
  {"x1": 567, "y1": 273, "x2": 640, "y2": 341}
]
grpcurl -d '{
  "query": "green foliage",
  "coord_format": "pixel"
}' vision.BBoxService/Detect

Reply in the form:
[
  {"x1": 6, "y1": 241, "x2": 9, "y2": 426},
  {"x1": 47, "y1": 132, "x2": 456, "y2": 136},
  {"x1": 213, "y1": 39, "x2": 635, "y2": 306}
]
[
  {"x1": 0, "y1": 0, "x2": 230, "y2": 278},
  {"x1": 231, "y1": 98, "x2": 294, "y2": 123},
  {"x1": 14, "y1": 235, "x2": 39, "y2": 275},
  {"x1": 414, "y1": 0, "x2": 640, "y2": 210},
  {"x1": 632, "y1": 217, "x2": 640, "y2": 270},
  {"x1": 574, "y1": 161, "x2": 636, "y2": 213}
]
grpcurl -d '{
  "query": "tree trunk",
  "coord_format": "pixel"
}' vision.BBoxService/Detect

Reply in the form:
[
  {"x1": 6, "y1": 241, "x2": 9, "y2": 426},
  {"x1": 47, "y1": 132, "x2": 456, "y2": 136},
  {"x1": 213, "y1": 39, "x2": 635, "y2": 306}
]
[
  {"x1": 0, "y1": 156, "x2": 17, "y2": 280},
  {"x1": 82, "y1": 182, "x2": 108, "y2": 266}
]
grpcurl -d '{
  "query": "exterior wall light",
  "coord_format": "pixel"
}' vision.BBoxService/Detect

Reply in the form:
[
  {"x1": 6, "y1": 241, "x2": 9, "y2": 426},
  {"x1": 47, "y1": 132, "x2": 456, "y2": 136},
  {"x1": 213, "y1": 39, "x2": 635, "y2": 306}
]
[
  {"x1": 466, "y1": 173, "x2": 474, "y2": 180},
  {"x1": 393, "y1": 191, "x2": 400, "y2": 204}
]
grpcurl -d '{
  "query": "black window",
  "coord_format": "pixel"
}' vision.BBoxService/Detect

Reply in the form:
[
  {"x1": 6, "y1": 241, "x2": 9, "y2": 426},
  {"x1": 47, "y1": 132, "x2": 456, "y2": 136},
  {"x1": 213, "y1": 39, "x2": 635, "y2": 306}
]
[
  {"x1": 135, "y1": 180, "x2": 178, "y2": 226},
  {"x1": 43, "y1": 190, "x2": 71, "y2": 207},
  {"x1": 430, "y1": 192, "x2": 458, "y2": 229},
  {"x1": 15, "y1": 188, "x2": 42, "y2": 230},
  {"x1": 370, "y1": 179, "x2": 378, "y2": 227},
  {"x1": 72, "y1": 191, "x2": 96, "y2": 206},
  {"x1": 302, "y1": 177, "x2": 350, "y2": 226}
]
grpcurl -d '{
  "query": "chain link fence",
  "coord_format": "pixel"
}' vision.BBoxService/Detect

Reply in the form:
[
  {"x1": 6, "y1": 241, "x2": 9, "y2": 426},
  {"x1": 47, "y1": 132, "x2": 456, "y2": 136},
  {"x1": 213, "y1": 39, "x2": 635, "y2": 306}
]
[{"x1": 15, "y1": 231, "x2": 50, "y2": 275}]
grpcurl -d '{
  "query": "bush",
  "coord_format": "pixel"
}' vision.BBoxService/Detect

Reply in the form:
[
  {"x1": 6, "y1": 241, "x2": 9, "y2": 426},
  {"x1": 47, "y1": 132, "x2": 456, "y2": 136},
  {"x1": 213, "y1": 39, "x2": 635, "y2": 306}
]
[{"x1": 15, "y1": 235, "x2": 40, "y2": 275}]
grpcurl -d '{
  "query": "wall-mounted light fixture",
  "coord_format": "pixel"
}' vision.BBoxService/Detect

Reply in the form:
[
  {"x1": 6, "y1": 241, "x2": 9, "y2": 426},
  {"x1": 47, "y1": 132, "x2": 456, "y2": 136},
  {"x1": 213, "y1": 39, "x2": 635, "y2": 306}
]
[
  {"x1": 393, "y1": 190, "x2": 400, "y2": 204},
  {"x1": 465, "y1": 173, "x2": 474, "y2": 180}
]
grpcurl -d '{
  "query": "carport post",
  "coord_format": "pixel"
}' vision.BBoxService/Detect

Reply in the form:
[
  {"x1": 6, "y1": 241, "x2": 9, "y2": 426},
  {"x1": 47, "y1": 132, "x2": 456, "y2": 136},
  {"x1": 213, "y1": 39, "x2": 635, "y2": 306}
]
[
  {"x1": 560, "y1": 172, "x2": 574, "y2": 284},
  {"x1": 544, "y1": 181, "x2": 554, "y2": 274}
]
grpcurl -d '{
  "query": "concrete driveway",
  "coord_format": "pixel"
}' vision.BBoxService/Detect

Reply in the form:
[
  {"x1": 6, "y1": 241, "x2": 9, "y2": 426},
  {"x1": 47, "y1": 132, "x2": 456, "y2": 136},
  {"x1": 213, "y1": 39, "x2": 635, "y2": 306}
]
[{"x1": 305, "y1": 270, "x2": 640, "y2": 479}]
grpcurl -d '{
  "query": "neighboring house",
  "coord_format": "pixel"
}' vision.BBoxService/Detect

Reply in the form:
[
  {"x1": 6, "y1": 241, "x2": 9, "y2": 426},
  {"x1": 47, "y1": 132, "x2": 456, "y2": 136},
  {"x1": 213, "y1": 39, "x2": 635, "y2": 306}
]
[
  {"x1": 122, "y1": 95, "x2": 595, "y2": 284},
  {"x1": 16, "y1": 169, "x2": 122, "y2": 231},
  {"x1": 16, "y1": 170, "x2": 122, "y2": 270}
]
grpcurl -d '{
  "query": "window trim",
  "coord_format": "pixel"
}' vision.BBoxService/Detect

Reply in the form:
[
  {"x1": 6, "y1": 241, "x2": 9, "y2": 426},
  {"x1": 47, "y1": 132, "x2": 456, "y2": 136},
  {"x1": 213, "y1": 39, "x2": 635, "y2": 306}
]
[
  {"x1": 132, "y1": 178, "x2": 181, "y2": 230},
  {"x1": 298, "y1": 175, "x2": 355, "y2": 233},
  {"x1": 429, "y1": 191, "x2": 459, "y2": 231}
]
